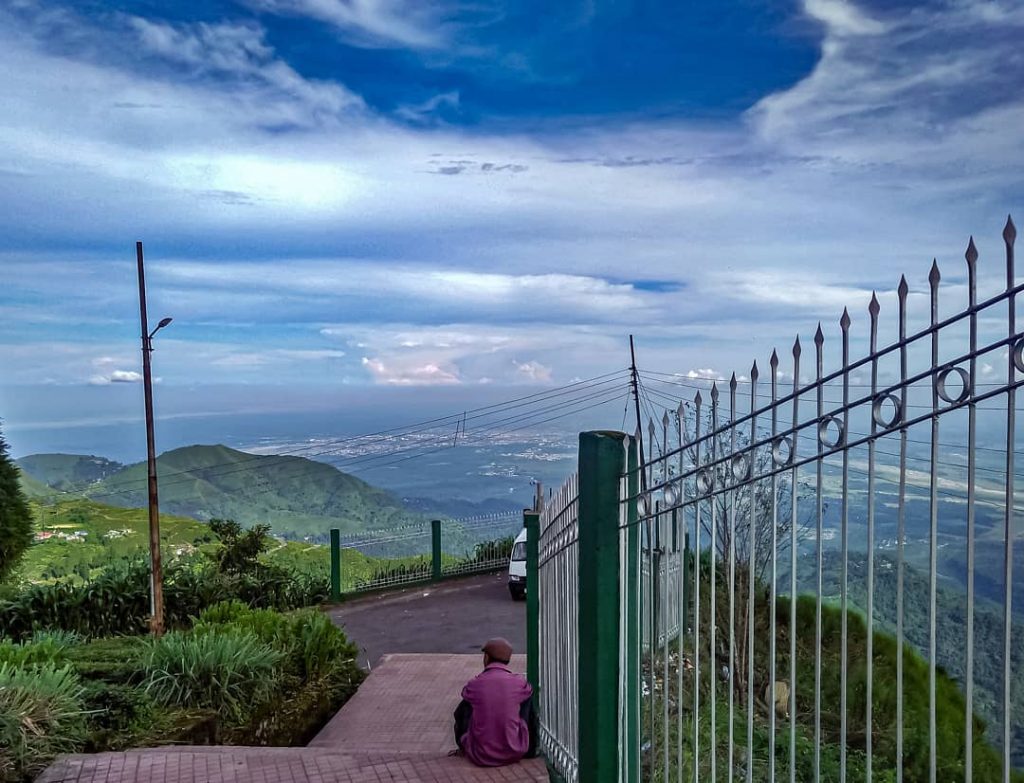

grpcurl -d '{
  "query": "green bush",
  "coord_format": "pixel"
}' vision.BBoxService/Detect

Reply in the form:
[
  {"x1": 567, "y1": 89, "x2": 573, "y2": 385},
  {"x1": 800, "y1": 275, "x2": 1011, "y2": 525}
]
[
  {"x1": 0, "y1": 631, "x2": 81, "y2": 668},
  {"x1": 0, "y1": 557, "x2": 328, "y2": 642},
  {"x1": 289, "y1": 609, "x2": 358, "y2": 681},
  {"x1": 194, "y1": 602, "x2": 358, "y2": 681},
  {"x1": 140, "y1": 630, "x2": 283, "y2": 723},
  {"x1": 63, "y1": 636, "x2": 145, "y2": 684},
  {"x1": 0, "y1": 663, "x2": 86, "y2": 782}
]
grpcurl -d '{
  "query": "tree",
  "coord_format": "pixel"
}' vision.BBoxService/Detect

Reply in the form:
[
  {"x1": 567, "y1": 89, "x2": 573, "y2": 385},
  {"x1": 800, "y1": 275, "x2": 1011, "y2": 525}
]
[
  {"x1": 647, "y1": 405, "x2": 816, "y2": 698},
  {"x1": 0, "y1": 427, "x2": 33, "y2": 582}
]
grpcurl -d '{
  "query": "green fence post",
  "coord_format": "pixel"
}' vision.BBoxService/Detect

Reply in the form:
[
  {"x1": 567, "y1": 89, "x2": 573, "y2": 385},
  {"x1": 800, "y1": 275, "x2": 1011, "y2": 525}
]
[
  {"x1": 578, "y1": 431, "x2": 625, "y2": 781},
  {"x1": 330, "y1": 528, "x2": 341, "y2": 601},
  {"x1": 431, "y1": 519, "x2": 442, "y2": 581},
  {"x1": 524, "y1": 510, "x2": 540, "y2": 696},
  {"x1": 625, "y1": 435, "x2": 641, "y2": 782}
]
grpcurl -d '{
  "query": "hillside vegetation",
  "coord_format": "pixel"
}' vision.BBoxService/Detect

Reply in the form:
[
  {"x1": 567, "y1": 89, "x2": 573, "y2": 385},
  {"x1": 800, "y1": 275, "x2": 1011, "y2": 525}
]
[
  {"x1": 17, "y1": 446, "x2": 421, "y2": 539},
  {"x1": 8, "y1": 495, "x2": 432, "y2": 593},
  {"x1": 646, "y1": 557, "x2": 1023, "y2": 781},
  {"x1": 15, "y1": 454, "x2": 122, "y2": 493}
]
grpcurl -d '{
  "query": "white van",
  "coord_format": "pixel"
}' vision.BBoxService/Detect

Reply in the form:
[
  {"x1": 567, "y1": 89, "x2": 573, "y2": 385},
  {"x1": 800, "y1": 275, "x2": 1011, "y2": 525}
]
[{"x1": 507, "y1": 527, "x2": 527, "y2": 600}]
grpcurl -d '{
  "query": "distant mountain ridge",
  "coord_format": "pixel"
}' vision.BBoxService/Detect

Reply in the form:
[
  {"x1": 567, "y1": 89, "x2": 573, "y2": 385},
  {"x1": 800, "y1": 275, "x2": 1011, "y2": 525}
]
[
  {"x1": 18, "y1": 445, "x2": 422, "y2": 539},
  {"x1": 16, "y1": 453, "x2": 123, "y2": 492}
]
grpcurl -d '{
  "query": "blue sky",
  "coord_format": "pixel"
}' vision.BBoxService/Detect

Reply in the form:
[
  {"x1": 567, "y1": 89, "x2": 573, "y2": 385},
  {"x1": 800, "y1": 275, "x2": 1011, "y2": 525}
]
[{"x1": 1, "y1": 0, "x2": 1023, "y2": 437}]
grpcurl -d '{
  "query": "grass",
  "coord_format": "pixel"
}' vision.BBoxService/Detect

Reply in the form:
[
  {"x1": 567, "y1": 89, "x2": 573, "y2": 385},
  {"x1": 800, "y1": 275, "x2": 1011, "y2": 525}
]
[{"x1": 141, "y1": 630, "x2": 284, "y2": 722}]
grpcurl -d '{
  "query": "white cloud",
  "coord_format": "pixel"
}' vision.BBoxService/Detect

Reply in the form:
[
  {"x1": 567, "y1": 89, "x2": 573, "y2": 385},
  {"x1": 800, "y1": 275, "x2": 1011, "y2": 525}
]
[
  {"x1": 361, "y1": 356, "x2": 460, "y2": 385},
  {"x1": 245, "y1": 0, "x2": 454, "y2": 49},
  {"x1": 685, "y1": 368, "x2": 722, "y2": 381},
  {"x1": 802, "y1": 0, "x2": 888, "y2": 37},
  {"x1": 514, "y1": 360, "x2": 552, "y2": 383},
  {"x1": 128, "y1": 16, "x2": 362, "y2": 117},
  {"x1": 89, "y1": 369, "x2": 143, "y2": 385}
]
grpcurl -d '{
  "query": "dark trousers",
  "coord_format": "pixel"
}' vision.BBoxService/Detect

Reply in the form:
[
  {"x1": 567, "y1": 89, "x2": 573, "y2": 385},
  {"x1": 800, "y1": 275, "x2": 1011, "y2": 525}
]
[
  {"x1": 454, "y1": 699, "x2": 472, "y2": 749},
  {"x1": 453, "y1": 697, "x2": 538, "y2": 758}
]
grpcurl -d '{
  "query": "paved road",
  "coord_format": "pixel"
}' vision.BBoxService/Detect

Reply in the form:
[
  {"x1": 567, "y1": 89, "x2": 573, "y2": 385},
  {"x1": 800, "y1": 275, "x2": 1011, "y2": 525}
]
[{"x1": 325, "y1": 572, "x2": 526, "y2": 668}]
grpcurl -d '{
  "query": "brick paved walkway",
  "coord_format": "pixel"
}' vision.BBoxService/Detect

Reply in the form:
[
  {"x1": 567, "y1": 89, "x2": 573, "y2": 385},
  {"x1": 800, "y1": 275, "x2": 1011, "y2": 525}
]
[{"x1": 38, "y1": 655, "x2": 547, "y2": 783}]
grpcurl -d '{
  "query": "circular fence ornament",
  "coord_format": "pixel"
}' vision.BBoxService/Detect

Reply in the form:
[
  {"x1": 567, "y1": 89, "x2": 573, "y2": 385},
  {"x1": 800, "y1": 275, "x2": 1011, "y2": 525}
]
[
  {"x1": 1013, "y1": 337, "x2": 1024, "y2": 374},
  {"x1": 663, "y1": 481, "x2": 681, "y2": 507},
  {"x1": 731, "y1": 454, "x2": 751, "y2": 482},
  {"x1": 872, "y1": 393, "x2": 903, "y2": 429},
  {"x1": 818, "y1": 415, "x2": 845, "y2": 449},
  {"x1": 935, "y1": 366, "x2": 971, "y2": 405},
  {"x1": 695, "y1": 470, "x2": 713, "y2": 496},
  {"x1": 771, "y1": 436, "x2": 794, "y2": 467},
  {"x1": 637, "y1": 493, "x2": 651, "y2": 518}
]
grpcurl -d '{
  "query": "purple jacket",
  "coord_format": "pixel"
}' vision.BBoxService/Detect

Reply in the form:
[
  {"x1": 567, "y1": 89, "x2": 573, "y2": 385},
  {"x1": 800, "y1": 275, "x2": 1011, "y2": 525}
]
[{"x1": 460, "y1": 662, "x2": 533, "y2": 767}]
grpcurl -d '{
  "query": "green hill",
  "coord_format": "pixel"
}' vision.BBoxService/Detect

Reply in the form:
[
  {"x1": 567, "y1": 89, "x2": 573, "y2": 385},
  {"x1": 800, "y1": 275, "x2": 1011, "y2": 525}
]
[
  {"x1": 16, "y1": 467, "x2": 56, "y2": 499},
  {"x1": 16, "y1": 453, "x2": 123, "y2": 492},
  {"x1": 806, "y1": 551, "x2": 1024, "y2": 768},
  {"x1": 19, "y1": 445, "x2": 422, "y2": 540}
]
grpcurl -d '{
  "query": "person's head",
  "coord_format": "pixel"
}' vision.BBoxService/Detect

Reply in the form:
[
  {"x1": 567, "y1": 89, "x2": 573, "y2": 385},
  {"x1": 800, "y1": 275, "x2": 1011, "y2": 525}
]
[{"x1": 481, "y1": 637, "x2": 513, "y2": 667}]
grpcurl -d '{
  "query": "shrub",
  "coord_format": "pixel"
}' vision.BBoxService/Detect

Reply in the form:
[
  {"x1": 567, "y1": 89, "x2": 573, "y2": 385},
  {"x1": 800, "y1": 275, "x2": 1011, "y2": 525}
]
[
  {"x1": 288, "y1": 610, "x2": 358, "y2": 681},
  {"x1": 141, "y1": 630, "x2": 283, "y2": 723},
  {"x1": 0, "y1": 630, "x2": 81, "y2": 668},
  {"x1": 0, "y1": 558, "x2": 327, "y2": 642},
  {"x1": 78, "y1": 681, "x2": 155, "y2": 751},
  {"x1": 194, "y1": 602, "x2": 358, "y2": 681},
  {"x1": 64, "y1": 636, "x2": 145, "y2": 684},
  {"x1": 0, "y1": 663, "x2": 86, "y2": 782}
]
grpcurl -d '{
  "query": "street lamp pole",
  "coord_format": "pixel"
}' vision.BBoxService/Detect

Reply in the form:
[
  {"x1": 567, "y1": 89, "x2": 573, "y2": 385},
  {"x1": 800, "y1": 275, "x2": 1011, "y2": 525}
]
[{"x1": 136, "y1": 241, "x2": 171, "y2": 636}]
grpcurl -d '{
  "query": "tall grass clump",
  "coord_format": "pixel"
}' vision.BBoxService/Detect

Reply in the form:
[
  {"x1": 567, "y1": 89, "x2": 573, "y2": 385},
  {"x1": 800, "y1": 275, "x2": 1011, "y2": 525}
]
[
  {"x1": 193, "y1": 602, "x2": 357, "y2": 681},
  {"x1": 0, "y1": 663, "x2": 86, "y2": 782},
  {"x1": 141, "y1": 631, "x2": 283, "y2": 723},
  {"x1": 0, "y1": 631, "x2": 81, "y2": 668}
]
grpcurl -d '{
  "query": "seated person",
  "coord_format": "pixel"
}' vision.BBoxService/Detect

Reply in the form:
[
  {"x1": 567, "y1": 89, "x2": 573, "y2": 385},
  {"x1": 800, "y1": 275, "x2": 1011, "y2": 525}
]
[{"x1": 453, "y1": 637, "x2": 536, "y2": 766}]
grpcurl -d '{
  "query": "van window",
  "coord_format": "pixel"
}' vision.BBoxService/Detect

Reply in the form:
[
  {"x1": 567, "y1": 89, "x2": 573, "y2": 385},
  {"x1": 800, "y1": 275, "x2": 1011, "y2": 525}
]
[{"x1": 511, "y1": 541, "x2": 527, "y2": 561}]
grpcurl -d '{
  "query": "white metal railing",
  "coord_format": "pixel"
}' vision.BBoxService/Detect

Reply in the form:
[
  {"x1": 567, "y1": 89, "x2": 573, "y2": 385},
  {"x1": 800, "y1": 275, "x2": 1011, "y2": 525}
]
[{"x1": 538, "y1": 472, "x2": 580, "y2": 782}]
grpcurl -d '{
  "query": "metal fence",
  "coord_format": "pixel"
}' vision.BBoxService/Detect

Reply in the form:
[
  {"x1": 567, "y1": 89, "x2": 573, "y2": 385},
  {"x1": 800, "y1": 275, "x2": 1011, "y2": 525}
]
[
  {"x1": 441, "y1": 513, "x2": 520, "y2": 578},
  {"x1": 533, "y1": 216, "x2": 1022, "y2": 782},
  {"x1": 627, "y1": 216, "x2": 1021, "y2": 782},
  {"x1": 538, "y1": 472, "x2": 580, "y2": 782},
  {"x1": 327, "y1": 511, "x2": 521, "y2": 596}
]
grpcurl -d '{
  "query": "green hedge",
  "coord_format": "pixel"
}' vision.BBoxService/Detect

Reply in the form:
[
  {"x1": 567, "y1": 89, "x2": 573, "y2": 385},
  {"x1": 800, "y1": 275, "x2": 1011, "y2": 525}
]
[{"x1": 0, "y1": 558, "x2": 329, "y2": 642}]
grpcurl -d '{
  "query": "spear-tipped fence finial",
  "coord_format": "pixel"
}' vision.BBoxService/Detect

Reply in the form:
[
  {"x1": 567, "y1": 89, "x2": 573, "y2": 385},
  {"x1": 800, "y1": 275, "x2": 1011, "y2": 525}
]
[
  {"x1": 711, "y1": 381, "x2": 719, "y2": 402},
  {"x1": 1004, "y1": 214, "x2": 1016, "y2": 245},
  {"x1": 750, "y1": 361, "x2": 759, "y2": 382},
  {"x1": 929, "y1": 258, "x2": 941, "y2": 288},
  {"x1": 966, "y1": 236, "x2": 978, "y2": 267},
  {"x1": 814, "y1": 322, "x2": 825, "y2": 348},
  {"x1": 793, "y1": 335, "x2": 802, "y2": 358},
  {"x1": 729, "y1": 372, "x2": 737, "y2": 391},
  {"x1": 898, "y1": 274, "x2": 909, "y2": 302},
  {"x1": 869, "y1": 291, "x2": 880, "y2": 318},
  {"x1": 840, "y1": 307, "x2": 851, "y2": 331},
  {"x1": 770, "y1": 349, "x2": 779, "y2": 370}
]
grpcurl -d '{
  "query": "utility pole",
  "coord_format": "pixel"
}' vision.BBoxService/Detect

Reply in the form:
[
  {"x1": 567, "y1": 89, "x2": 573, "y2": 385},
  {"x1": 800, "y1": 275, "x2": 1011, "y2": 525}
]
[
  {"x1": 137, "y1": 241, "x2": 172, "y2": 636},
  {"x1": 629, "y1": 335, "x2": 647, "y2": 491}
]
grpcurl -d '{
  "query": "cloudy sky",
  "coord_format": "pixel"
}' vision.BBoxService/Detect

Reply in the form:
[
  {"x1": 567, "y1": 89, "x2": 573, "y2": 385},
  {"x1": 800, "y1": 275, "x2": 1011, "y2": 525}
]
[{"x1": 1, "y1": 0, "x2": 1022, "y2": 436}]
